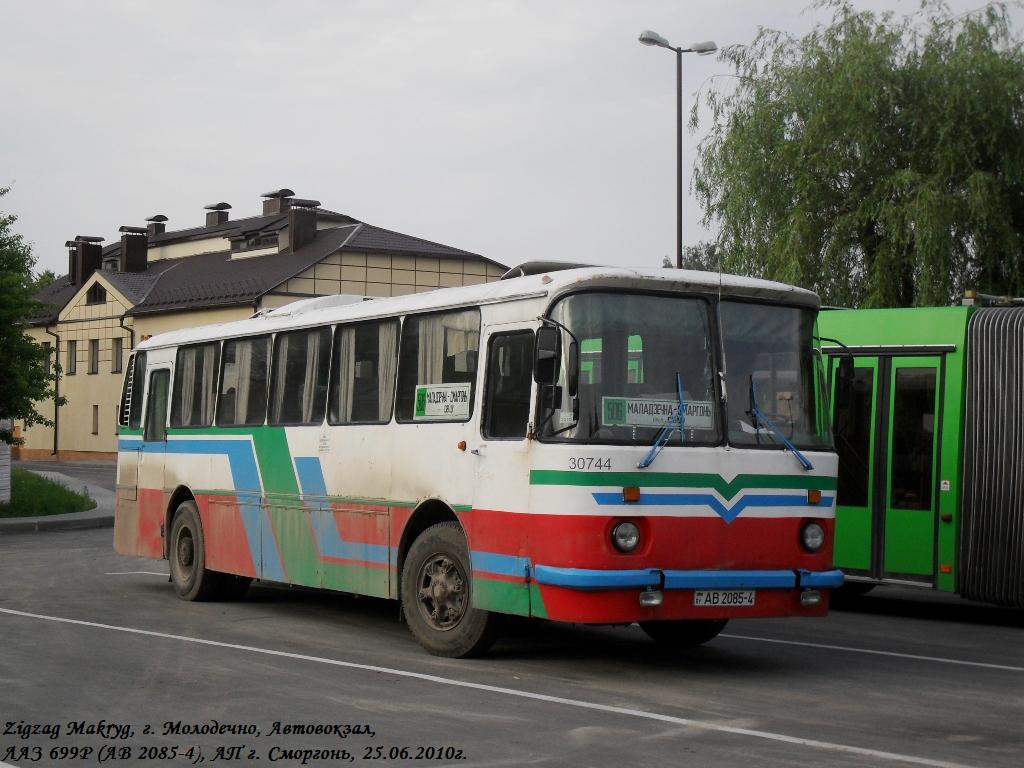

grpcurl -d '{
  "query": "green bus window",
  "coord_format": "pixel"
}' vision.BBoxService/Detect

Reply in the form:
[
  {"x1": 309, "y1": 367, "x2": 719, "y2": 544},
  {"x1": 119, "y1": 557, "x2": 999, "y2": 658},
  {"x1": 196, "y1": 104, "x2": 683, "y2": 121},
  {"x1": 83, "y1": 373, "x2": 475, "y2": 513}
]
[
  {"x1": 891, "y1": 368, "x2": 936, "y2": 511},
  {"x1": 835, "y1": 367, "x2": 873, "y2": 507}
]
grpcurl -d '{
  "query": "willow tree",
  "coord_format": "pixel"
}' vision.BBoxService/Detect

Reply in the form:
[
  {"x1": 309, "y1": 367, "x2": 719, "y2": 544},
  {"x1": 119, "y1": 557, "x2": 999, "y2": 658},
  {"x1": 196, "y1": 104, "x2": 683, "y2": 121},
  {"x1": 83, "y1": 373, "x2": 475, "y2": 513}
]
[{"x1": 692, "y1": 1, "x2": 1024, "y2": 307}]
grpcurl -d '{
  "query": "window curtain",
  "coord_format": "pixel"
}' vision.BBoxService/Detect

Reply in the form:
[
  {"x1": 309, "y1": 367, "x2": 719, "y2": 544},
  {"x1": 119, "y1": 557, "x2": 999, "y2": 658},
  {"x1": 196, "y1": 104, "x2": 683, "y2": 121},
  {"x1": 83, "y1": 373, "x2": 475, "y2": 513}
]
[
  {"x1": 180, "y1": 349, "x2": 196, "y2": 425},
  {"x1": 301, "y1": 330, "x2": 320, "y2": 423},
  {"x1": 200, "y1": 344, "x2": 217, "y2": 425},
  {"x1": 418, "y1": 317, "x2": 446, "y2": 384},
  {"x1": 234, "y1": 340, "x2": 253, "y2": 424},
  {"x1": 272, "y1": 334, "x2": 290, "y2": 422},
  {"x1": 336, "y1": 328, "x2": 355, "y2": 422},
  {"x1": 377, "y1": 322, "x2": 397, "y2": 420}
]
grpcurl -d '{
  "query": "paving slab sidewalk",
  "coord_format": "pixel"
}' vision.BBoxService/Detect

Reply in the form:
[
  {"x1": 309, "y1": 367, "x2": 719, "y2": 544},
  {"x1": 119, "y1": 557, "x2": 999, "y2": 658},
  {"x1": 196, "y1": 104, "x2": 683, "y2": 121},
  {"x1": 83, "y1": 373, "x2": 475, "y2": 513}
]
[{"x1": 0, "y1": 470, "x2": 115, "y2": 533}]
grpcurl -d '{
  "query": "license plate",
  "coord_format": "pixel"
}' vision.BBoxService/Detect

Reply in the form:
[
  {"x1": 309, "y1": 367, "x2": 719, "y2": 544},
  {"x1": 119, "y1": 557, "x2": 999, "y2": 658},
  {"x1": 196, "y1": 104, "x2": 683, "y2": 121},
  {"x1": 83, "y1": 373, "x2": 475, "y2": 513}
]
[{"x1": 693, "y1": 589, "x2": 756, "y2": 607}]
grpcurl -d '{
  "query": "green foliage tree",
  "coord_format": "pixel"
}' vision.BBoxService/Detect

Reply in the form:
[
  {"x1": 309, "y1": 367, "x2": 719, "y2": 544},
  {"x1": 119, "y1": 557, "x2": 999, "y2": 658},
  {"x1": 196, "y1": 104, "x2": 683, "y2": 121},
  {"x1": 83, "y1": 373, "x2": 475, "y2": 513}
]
[
  {"x1": 692, "y1": 1, "x2": 1024, "y2": 307},
  {"x1": 0, "y1": 187, "x2": 63, "y2": 444},
  {"x1": 32, "y1": 269, "x2": 57, "y2": 291}
]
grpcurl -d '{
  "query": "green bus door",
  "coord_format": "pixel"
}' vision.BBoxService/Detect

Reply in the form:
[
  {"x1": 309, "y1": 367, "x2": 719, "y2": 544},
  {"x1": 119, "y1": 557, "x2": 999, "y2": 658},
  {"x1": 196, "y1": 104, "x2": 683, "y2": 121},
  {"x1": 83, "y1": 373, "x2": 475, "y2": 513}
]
[{"x1": 834, "y1": 355, "x2": 941, "y2": 583}]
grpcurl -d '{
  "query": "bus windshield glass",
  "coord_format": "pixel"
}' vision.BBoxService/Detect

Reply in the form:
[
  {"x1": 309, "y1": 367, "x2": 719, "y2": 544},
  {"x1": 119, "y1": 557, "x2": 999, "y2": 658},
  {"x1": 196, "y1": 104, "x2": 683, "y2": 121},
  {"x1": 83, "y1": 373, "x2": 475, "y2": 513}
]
[
  {"x1": 720, "y1": 301, "x2": 832, "y2": 450},
  {"x1": 539, "y1": 292, "x2": 720, "y2": 445}
]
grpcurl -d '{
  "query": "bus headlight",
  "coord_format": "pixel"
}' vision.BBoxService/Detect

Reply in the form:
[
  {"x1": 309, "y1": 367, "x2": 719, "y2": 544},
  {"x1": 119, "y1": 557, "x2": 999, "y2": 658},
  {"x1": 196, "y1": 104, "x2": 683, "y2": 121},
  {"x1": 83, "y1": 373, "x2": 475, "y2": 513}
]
[
  {"x1": 801, "y1": 521, "x2": 826, "y2": 552},
  {"x1": 612, "y1": 521, "x2": 641, "y2": 553}
]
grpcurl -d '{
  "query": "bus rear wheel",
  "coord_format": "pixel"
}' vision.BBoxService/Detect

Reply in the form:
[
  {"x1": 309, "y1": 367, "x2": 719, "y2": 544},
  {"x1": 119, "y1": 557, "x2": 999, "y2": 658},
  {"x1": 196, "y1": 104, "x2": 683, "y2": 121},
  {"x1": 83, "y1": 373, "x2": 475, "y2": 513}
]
[
  {"x1": 168, "y1": 501, "x2": 249, "y2": 601},
  {"x1": 401, "y1": 522, "x2": 500, "y2": 658},
  {"x1": 639, "y1": 619, "x2": 728, "y2": 647}
]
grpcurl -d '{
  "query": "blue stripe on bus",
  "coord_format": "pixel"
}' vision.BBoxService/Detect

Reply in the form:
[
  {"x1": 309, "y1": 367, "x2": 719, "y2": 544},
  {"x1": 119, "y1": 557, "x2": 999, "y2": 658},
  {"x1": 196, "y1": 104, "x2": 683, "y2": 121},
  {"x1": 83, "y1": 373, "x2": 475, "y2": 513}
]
[
  {"x1": 533, "y1": 566, "x2": 661, "y2": 590},
  {"x1": 118, "y1": 437, "x2": 286, "y2": 582},
  {"x1": 471, "y1": 551, "x2": 532, "y2": 579},
  {"x1": 294, "y1": 456, "x2": 391, "y2": 566},
  {"x1": 590, "y1": 492, "x2": 834, "y2": 523}
]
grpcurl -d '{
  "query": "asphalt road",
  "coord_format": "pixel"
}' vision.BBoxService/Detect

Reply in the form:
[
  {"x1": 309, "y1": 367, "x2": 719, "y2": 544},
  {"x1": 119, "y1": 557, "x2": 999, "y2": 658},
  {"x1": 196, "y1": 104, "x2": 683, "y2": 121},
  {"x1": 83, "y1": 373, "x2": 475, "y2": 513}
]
[{"x1": 1, "y1": 528, "x2": 1022, "y2": 768}]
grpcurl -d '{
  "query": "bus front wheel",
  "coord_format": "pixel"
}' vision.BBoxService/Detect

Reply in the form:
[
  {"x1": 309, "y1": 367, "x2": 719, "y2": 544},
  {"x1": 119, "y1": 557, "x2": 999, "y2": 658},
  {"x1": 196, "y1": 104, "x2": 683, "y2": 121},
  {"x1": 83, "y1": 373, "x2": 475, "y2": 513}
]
[
  {"x1": 169, "y1": 501, "x2": 232, "y2": 602},
  {"x1": 401, "y1": 522, "x2": 500, "y2": 658},
  {"x1": 639, "y1": 619, "x2": 728, "y2": 647}
]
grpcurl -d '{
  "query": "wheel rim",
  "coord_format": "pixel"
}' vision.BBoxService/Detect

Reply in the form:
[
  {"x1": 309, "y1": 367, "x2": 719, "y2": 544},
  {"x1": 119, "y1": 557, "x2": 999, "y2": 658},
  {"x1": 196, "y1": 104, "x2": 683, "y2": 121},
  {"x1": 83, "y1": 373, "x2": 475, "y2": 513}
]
[
  {"x1": 175, "y1": 527, "x2": 195, "y2": 580},
  {"x1": 416, "y1": 553, "x2": 468, "y2": 631}
]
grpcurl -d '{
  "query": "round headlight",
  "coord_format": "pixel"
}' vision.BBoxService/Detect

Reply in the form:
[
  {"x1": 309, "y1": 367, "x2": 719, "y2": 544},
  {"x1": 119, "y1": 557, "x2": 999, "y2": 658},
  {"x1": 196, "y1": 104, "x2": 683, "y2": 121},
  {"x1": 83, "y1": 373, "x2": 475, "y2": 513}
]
[
  {"x1": 612, "y1": 521, "x2": 641, "y2": 553},
  {"x1": 801, "y1": 521, "x2": 826, "y2": 552}
]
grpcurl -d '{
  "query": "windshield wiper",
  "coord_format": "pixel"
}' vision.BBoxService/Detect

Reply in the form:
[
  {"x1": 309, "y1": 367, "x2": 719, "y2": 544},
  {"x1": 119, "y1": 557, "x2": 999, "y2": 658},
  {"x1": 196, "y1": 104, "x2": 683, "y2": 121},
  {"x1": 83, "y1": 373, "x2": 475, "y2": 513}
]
[
  {"x1": 638, "y1": 372, "x2": 686, "y2": 469},
  {"x1": 748, "y1": 378, "x2": 814, "y2": 471}
]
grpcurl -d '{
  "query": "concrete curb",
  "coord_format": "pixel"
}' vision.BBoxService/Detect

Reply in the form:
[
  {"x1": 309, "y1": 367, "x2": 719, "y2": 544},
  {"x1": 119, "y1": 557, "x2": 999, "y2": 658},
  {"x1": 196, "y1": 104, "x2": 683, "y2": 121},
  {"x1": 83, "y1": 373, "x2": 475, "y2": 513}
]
[{"x1": 0, "y1": 470, "x2": 115, "y2": 534}]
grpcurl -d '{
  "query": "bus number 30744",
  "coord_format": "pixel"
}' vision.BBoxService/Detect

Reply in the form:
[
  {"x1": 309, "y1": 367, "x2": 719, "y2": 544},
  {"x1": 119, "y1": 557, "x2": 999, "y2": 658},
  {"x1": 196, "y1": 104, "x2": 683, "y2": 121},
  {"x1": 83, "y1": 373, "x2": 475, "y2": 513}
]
[{"x1": 568, "y1": 457, "x2": 611, "y2": 471}]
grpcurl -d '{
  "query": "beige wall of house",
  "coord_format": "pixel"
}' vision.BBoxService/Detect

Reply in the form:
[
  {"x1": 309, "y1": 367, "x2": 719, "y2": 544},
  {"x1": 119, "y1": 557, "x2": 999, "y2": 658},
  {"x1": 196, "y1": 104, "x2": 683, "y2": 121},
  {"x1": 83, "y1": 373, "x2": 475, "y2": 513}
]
[
  {"x1": 131, "y1": 306, "x2": 253, "y2": 340},
  {"x1": 280, "y1": 252, "x2": 505, "y2": 298},
  {"x1": 19, "y1": 274, "x2": 134, "y2": 457}
]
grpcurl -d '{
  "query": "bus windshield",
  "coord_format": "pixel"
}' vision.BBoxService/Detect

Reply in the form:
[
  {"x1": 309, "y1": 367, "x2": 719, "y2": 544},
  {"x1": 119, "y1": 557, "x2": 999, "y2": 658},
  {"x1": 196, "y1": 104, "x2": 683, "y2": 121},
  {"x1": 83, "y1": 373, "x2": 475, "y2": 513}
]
[
  {"x1": 720, "y1": 301, "x2": 833, "y2": 450},
  {"x1": 539, "y1": 292, "x2": 721, "y2": 445}
]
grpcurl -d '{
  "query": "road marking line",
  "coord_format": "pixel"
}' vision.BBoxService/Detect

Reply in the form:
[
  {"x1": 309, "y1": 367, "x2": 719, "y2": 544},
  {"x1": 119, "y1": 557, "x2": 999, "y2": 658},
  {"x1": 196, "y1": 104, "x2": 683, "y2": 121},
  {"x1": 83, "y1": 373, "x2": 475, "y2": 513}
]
[
  {"x1": 0, "y1": 607, "x2": 976, "y2": 768},
  {"x1": 721, "y1": 634, "x2": 1024, "y2": 673},
  {"x1": 104, "y1": 571, "x2": 168, "y2": 576}
]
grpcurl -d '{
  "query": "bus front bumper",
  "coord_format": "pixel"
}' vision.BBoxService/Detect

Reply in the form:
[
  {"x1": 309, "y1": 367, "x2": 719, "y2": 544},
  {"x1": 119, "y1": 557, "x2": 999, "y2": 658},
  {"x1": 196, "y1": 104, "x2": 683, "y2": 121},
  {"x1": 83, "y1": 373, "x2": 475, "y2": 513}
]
[{"x1": 532, "y1": 566, "x2": 845, "y2": 591}]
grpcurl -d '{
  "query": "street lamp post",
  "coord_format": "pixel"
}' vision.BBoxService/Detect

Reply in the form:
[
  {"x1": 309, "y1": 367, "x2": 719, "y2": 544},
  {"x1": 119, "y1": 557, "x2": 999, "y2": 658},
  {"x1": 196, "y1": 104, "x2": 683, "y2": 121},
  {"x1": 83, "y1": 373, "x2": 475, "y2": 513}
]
[{"x1": 638, "y1": 30, "x2": 717, "y2": 269}]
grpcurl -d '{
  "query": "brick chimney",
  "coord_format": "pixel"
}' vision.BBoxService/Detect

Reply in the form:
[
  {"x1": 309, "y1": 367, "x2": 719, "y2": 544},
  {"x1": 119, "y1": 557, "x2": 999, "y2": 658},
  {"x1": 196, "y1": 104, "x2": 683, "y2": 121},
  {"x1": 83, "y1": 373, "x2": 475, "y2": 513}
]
[
  {"x1": 262, "y1": 188, "x2": 294, "y2": 215},
  {"x1": 66, "y1": 236, "x2": 104, "y2": 287},
  {"x1": 146, "y1": 214, "x2": 168, "y2": 237},
  {"x1": 283, "y1": 198, "x2": 320, "y2": 253},
  {"x1": 118, "y1": 226, "x2": 148, "y2": 273},
  {"x1": 204, "y1": 202, "x2": 231, "y2": 227}
]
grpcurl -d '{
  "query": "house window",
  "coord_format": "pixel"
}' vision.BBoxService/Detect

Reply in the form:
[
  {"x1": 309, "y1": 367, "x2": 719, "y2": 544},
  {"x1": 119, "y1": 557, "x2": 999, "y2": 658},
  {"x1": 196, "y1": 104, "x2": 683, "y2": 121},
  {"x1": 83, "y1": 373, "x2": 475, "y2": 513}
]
[
  {"x1": 67, "y1": 340, "x2": 77, "y2": 375},
  {"x1": 88, "y1": 339, "x2": 99, "y2": 375},
  {"x1": 92, "y1": 405, "x2": 99, "y2": 435},
  {"x1": 42, "y1": 341, "x2": 52, "y2": 377},
  {"x1": 112, "y1": 337, "x2": 123, "y2": 373},
  {"x1": 86, "y1": 283, "x2": 106, "y2": 305}
]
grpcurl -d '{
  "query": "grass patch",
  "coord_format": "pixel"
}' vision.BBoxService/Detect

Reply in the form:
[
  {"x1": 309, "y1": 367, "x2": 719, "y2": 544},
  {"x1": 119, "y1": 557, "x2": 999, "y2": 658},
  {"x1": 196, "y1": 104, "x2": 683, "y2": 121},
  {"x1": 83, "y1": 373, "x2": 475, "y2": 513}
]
[{"x1": 0, "y1": 468, "x2": 97, "y2": 518}]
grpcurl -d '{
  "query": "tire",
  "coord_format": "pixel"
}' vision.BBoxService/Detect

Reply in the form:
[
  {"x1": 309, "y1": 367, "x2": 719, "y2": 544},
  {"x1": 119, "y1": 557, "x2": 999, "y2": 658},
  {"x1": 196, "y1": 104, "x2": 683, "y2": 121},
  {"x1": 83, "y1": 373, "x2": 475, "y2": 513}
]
[
  {"x1": 168, "y1": 501, "x2": 222, "y2": 602},
  {"x1": 639, "y1": 619, "x2": 728, "y2": 647},
  {"x1": 401, "y1": 522, "x2": 500, "y2": 658}
]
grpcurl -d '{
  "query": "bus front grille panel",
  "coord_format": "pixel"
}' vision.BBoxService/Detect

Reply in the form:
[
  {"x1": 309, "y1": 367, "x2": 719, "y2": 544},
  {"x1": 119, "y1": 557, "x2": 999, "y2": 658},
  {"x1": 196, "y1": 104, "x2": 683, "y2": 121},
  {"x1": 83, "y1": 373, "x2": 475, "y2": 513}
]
[{"x1": 962, "y1": 308, "x2": 1024, "y2": 608}]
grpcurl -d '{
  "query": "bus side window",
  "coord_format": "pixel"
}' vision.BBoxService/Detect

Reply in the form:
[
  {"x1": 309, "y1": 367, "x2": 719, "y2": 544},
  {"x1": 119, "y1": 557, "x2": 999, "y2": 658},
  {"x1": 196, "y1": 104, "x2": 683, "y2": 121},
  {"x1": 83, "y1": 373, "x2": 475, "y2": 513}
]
[
  {"x1": 217, "y1": 336, "x2": 270, "y2": 426},
  {"x1": 268, "y1": 327, "x2": 332, "y2": 425},
  {"x1": 330, "y1": 320, "x2": 399, "y2": 424},
  {"x1": 171, "y1": 342, "x2": 220, "y2": 428},
  {"x1": 483, "y1": 331, "x2": 534, "y2": 439},
  {"x1": 144, "y1": 370, "x2": 170, "y2": 442},
  {"x1": 396, "y1": 309, "x2": 480, "y2": 422}
]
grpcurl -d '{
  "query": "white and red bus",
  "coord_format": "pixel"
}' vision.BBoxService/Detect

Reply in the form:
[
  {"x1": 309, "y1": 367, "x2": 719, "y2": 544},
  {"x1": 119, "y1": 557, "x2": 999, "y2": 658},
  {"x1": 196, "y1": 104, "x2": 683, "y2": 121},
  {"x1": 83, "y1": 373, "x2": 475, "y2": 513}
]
[{"x1": 114, "y1": 265, "x2": 843, "y2": 656}]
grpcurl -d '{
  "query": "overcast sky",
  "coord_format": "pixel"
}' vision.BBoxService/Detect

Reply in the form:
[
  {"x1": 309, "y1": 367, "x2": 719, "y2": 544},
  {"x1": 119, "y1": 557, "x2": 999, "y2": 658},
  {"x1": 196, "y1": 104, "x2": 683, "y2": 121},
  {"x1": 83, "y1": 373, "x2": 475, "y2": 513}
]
[{"x1": 2, "y1": 0, "x2": 1018, "y2": 275}]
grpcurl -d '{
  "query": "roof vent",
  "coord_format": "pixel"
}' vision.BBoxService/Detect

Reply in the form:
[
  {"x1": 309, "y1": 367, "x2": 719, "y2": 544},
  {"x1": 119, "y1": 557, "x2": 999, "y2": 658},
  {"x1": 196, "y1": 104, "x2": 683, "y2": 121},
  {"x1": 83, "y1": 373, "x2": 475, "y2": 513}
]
[
  {"x1": 204, "y1": 201, "x2": 232, "y2": 227},
  {"x1": 118, "y1": 226, "x2": 149, "y2": 273},
  {"x1": 499, "y1": 260, "x2": 595, "y2": 280},
  {"x1": 262, "y1": 188, "x2": 295, "y2": 215},
  {"x1": 146, "y1": 214, "x2": 168, "y2": 237}
]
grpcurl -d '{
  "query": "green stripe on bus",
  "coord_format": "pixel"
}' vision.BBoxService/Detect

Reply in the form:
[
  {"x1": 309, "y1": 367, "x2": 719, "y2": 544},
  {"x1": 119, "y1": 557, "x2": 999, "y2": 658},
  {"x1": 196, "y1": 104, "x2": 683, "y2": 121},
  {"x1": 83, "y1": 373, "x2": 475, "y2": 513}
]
[{"x1": 529, "y1": 470, "x2": 837, "y2": 500}]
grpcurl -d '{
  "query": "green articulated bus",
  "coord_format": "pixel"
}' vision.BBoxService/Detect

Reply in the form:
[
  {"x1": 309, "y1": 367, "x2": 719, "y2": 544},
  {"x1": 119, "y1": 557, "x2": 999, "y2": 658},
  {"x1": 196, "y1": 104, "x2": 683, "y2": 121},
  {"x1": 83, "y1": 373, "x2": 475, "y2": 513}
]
[{"x1": 818, "y1": 305, "x2": 1024, "y2": 607}]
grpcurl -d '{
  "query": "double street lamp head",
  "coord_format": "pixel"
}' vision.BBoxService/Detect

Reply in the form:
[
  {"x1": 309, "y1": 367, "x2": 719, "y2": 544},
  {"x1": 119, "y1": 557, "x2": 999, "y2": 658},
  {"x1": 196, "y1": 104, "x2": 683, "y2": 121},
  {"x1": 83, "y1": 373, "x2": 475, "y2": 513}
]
[{"x1": 638, "y1": 30, "x2": 718, "y2": 55}]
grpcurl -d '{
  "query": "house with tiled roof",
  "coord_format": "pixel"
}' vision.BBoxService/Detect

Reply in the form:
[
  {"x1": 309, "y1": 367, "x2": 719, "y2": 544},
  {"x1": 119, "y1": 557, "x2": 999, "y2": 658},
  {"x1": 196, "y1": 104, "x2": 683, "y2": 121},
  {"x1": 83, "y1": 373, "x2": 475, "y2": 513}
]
[{"x1": 18, "y1": 189, "x2": 507, "y2": 458}]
